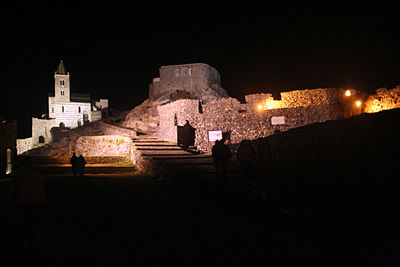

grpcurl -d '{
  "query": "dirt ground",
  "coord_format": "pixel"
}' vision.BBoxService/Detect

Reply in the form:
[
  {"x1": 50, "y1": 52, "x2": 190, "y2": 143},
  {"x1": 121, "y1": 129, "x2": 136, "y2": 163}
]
[{"x1": 1, "y1": 169, "x2": 399, "y2": 266}]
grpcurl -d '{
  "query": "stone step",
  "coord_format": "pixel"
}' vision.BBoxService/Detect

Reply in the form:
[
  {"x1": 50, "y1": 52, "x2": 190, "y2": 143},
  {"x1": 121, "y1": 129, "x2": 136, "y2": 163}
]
[
  {"x1": 132, "y1": 138, "x2": 163, "y2": 141},
  {"x1": 150, "y1": 154, "x2": 211, "y2": 160},
  {"x1": 134, "y1": 143, "x2": 178, "y2": 147},
  {"x1": 135, "y1": 147, "x2": 183, "y2": 151}
]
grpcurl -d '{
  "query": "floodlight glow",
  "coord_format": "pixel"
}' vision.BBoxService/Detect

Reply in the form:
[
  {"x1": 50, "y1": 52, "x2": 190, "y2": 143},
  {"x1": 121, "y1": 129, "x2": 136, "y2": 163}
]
[
  {"x1": 355, "y1": 100, "x2": 362, "y2": 107},
  {"x1": 345, "y1": 90, "x2": 351, "y2": 96}
]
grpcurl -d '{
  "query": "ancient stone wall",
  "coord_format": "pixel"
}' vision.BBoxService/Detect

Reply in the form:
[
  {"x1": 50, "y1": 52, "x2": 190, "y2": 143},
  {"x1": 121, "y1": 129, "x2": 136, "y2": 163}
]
[
  {"x1": 31, "y1": 118, "x2": 57, "y2": 147},
  {"x1": 17, "y1": 137, "x2": 33, "y2": 155},
  {"x1": 157, "y1": 92, "x2": 343, "y2": 153},
  {"x1": 74, "y1": 135, "x2": 132, "y2": 157},
  {"x1": 364, "y1": 86, "x2": 400, "y2": 113},
  {"x1": 149, "y1": 63, "x2": 228, "y2": 101},
  {"x1": 246, "y1": 88, "x2": 344, "y2": 110}
]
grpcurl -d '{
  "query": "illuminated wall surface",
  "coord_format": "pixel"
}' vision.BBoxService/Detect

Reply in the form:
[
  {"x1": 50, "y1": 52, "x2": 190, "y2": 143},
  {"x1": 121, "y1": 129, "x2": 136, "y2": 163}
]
[
  {"x1": 158, "y1": 86, "x2": 400, "y2": 153},
  {"x1": 149, "y1": 63, "x2": 228, "y2": 101},
  {"x1": 363, "y1": 87, "x2": 400, "y2": 113}
]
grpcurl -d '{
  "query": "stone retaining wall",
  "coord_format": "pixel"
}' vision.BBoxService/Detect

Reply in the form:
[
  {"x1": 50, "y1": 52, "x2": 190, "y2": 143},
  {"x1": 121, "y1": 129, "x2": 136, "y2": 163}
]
[
  {"x1": 74, "y1": 135, "x2": 132, "y2": 157},
  {"x1": 158, "y1": 91, "x2": 343, "y2": 153}
]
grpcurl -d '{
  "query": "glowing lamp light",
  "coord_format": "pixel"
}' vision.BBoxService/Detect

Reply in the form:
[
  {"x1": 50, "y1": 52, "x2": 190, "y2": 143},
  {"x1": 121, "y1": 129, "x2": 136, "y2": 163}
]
[
  {"x1": 266, "y1": 101, "x2": 274, "y2": 110},
  {"x1": 257, "y1": 104, "x2": 263, "y2": 111},
  {"x1": 345, "y1": 90, "x2": 351, "y2": 97},
  {"x1": 355, "y1": 100, "x2": 362, "y2": 107}
]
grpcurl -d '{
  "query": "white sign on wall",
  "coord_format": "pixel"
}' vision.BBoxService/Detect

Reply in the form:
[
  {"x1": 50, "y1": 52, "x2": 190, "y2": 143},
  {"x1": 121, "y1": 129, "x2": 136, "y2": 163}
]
[
  {"x1": 271, "y1": 116, "x2": 285, "y2": 125},
  {"x1": 208, "y1": 130, "x2": 223, "y2": 142}
]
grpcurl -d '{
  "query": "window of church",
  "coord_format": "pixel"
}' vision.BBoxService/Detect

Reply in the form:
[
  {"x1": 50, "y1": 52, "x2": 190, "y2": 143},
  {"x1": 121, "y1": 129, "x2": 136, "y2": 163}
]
[
  {"x1": 52, "y1": 107, "x2": 54, "y2": 113},
  {"x1": 79, "y1": 107, "x2": 81, "y2": 113},
  {"x1": 188, "y1": 68, "x2": 192, "y2": 76},
  {"x1": 62, "y1": 106, "x2": 64, "y2": 112}
]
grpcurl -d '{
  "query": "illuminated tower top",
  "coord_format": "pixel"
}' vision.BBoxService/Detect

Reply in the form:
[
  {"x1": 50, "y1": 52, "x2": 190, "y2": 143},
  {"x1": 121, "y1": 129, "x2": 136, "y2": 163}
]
[{"x1": 54, "y1": 60, "x2": 70, "y2": 102}]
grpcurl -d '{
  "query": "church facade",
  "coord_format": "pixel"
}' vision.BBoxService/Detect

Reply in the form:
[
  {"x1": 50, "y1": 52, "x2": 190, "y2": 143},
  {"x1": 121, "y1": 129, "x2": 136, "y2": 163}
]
[
  {"x1": 48, "y1": 60, "x2": 108, "y2": 128},
  {"x1": 17, "y1": 61, "x2": 109, "y2": 154}
]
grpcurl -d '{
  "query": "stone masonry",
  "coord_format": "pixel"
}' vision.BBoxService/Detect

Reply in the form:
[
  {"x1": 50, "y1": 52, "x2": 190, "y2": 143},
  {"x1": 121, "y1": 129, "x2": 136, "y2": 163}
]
[
  {"x1": 157, "y1": 88, "x2": 349, "y2": 154},
  {"x1": 149, "y1": 63, "x2": 228, "y2": 101}
]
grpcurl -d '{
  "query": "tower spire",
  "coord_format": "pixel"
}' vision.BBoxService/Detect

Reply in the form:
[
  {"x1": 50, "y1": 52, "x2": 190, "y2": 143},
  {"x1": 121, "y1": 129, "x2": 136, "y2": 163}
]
[{"x1": 56, "y1": 60, "x2": 67, "y2": 75}]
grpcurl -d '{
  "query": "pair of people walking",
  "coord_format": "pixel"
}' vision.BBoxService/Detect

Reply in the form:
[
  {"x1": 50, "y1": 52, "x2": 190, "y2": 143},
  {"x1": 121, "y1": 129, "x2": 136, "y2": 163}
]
[{"x1": 70, "y1": 153, "x2": 86, "y2": 176}]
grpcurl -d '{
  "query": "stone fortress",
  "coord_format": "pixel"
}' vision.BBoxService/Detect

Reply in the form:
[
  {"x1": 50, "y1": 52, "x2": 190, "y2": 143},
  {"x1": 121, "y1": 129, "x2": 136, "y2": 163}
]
[
  {"x1": 149, "y1": 63, "x2": 228, "y2": 101},
  {"x1": 16, "y1": 61, "x2": 400, "y2": 174},
  {"x1": 131, "y1": 62, "x2": 400, "y2": 155}
]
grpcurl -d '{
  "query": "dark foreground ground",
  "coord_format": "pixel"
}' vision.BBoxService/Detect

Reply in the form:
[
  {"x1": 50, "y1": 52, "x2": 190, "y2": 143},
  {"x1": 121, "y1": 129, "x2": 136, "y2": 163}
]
[{"x1": 1, "y1": 167, "x2": 399, "y2": 266}]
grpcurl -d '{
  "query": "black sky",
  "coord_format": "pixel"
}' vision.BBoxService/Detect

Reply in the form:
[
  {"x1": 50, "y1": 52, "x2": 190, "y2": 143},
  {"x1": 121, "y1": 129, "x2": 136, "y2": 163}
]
[{"x1": 1, "y1": 4, "x2": 399, "y2": 137}]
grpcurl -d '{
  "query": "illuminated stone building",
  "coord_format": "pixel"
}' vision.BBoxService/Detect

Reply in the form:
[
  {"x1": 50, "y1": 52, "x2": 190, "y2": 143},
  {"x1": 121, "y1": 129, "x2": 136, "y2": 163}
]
[
  {"x1": 149, "y1": 63, "x2": 228, "y2": 101},
  {"x1": 48, "y1": 60, "x2": 108, "y2": 128},
  {"x1": 17, "y1": 61, "x2": 109, "y2": 153}
]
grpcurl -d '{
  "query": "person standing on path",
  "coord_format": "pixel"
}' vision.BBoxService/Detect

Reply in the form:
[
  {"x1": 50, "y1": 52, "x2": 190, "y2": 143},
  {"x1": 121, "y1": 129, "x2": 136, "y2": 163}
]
[
  {"x1": 70, "y1": 152, "x2": 78, "y2": 176},
  {"x1": 212, "y1": 139, "x2": 232, "y2": 183},
  {"x1": 77, "y1": 155, "x2": 86, "y2": 176}
]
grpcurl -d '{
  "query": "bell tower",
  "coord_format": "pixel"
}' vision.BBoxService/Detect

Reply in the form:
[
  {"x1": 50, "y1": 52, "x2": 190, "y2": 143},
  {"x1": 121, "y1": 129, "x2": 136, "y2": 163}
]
[{"x1": 54, "y1": 60, "x2": 70, "y2": 102}]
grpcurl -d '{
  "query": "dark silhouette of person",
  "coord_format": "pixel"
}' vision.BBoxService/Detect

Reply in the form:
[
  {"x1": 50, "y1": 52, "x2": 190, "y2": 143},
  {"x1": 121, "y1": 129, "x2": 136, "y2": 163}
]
[
  {"x1": 70, "y1": 152, "x2": 78, "y2": 176},
  {"x1": 212, "y1": 139, "x2": 232, "y2": 182},
  {"x1": 237, "y1": 140, "x2": 256, "y2": 182},
  {"x1": 77, "y1": 155, "x2": 86, "y2": 176},
  {"x1": 7, "y1": 157, "x2": 46, "y2": 247}
]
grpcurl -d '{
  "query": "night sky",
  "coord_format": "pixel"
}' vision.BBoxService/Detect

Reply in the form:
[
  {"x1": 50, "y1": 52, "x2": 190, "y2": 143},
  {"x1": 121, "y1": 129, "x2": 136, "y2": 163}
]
[{"x1": 1, "y1": 4, "x2": 399, "y2": 137}]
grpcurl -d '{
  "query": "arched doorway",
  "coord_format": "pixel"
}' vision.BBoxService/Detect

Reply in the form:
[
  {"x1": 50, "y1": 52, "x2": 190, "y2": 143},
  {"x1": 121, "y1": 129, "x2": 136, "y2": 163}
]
[
  {"x1": 59, "y1": 122, "x2": 65, "y2": 128},
  {"x1": 38, "y1": 136, "x2": 45, "y2": 144},
  {"x1": 177, "y1": 120, "x2": 195, "y2": 149}
]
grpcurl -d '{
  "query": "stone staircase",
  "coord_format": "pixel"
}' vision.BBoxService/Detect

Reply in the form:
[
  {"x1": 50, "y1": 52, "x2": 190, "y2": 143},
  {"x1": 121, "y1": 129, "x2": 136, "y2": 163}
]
[{"x1": 131, "y1": 136, "x2": 240, "y2": 178}]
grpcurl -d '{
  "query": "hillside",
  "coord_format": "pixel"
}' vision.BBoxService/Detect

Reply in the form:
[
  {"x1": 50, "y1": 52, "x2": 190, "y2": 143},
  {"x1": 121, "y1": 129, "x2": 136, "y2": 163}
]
[{"x1": 254, "y1": 108, "x2": 400, "y2": 227}]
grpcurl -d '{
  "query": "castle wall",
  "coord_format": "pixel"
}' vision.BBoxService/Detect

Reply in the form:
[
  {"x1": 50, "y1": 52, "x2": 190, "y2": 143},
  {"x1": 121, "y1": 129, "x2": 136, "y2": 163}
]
[
  {"x1": 157, "y1": 88, "x2": 346, "y2": 153},
  {"x1": 150, "y1": 63, "x2": 228, "y2": 100},
  {"x1": 17, "y1": 137, "x2": 32, "y2": 155},
  {"x1": 31, "y1": 117, "x2": 57, "y2": 148},
  {"x1": 364, "y1": 86, "x2": 400, "y2": 113},
  {"x1": 149, "y1": 77, "x2": 160, "y2": 98}
]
